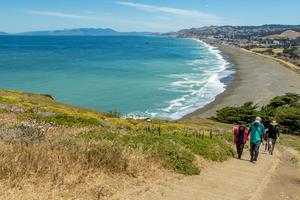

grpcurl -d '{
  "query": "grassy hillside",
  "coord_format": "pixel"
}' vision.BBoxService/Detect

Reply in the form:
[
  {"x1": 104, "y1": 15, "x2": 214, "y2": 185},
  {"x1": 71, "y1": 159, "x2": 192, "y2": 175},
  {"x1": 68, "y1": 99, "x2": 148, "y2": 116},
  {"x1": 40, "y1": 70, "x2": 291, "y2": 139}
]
[{"x1": 0, "y1": 89, "x2": 234, "y2": 199}]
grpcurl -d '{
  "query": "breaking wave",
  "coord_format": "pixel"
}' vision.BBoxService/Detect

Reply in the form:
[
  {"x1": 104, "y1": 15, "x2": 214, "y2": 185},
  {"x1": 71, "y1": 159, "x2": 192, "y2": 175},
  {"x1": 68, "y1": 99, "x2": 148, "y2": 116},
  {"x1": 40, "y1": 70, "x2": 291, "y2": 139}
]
[{"x1": 126, "y1": 39, "x2": 234, "y2": 120}]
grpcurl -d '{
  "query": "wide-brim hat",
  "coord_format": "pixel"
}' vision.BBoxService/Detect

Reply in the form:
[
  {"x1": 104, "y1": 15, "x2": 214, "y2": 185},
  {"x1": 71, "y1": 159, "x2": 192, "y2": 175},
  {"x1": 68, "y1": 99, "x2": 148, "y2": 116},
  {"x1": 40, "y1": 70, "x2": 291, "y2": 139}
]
[{"x1": 270, "y1": 120, "x2": 278, "y2": 125}]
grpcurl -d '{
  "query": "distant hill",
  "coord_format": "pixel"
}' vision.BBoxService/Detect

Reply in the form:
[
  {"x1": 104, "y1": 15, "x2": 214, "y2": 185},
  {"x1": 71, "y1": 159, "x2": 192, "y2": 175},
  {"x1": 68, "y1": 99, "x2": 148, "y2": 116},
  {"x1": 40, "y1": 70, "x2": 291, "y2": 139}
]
[
  {"x1": 0, "y1": 32, "x2": 8, "y2": 35},
  {"x1": 174, "y1": 24, "x2": 300, "y2": 39},
  {"x1": 18, "y1": 28, "x2": 159, "y2": 36},
  {"x1": 264, "y1": 30, "x2": 300, "y2": 39}
]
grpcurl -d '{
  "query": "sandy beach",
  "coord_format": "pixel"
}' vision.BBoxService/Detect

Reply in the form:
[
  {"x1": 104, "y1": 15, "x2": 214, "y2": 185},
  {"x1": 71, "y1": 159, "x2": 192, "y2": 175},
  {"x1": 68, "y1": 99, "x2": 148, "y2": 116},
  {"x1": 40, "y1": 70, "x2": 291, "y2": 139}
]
[{"x1": 183, "y1": 43, "x2": 300, "y2": 118}]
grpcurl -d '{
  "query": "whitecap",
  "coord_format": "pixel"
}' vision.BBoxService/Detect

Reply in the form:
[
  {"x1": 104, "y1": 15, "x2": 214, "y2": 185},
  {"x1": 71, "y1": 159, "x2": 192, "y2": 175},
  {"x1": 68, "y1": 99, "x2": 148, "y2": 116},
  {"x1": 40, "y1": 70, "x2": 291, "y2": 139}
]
[
  {"x1": 159, "y1": 39, "x2": 233, "y2": 120},
  {"x1": 123, "y1": 39, "x2": 234, "y2": 120}
]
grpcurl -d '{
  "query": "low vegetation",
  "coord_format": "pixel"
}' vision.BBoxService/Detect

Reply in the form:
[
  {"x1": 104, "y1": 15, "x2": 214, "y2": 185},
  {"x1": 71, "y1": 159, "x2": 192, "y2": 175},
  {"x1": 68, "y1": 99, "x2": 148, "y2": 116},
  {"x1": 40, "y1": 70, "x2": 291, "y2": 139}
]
[
  {"x1": 122, "y1": 129, "x2": 233, "y2": 175},
  {"x1": 0, "y1": 89, "x2": 234, "y2": 199},
  {"x1": 1, "y1": 89, "x2": 299, "y2": 198}
]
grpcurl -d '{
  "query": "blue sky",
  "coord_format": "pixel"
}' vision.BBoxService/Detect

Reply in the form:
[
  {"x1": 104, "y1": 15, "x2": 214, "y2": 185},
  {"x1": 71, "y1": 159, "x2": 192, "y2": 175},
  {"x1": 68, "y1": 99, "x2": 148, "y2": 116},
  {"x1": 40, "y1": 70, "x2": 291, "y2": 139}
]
[{"x1": 1, "y1": 0, "x2": 299, "y2": 33}]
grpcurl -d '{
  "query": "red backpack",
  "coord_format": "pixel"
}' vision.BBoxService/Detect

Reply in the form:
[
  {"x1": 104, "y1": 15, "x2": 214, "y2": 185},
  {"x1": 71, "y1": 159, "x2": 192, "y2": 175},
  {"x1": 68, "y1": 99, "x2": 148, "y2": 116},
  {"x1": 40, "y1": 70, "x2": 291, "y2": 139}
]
[{"x1": 233, "y1": 127, "x2": 249, "y2": 144}]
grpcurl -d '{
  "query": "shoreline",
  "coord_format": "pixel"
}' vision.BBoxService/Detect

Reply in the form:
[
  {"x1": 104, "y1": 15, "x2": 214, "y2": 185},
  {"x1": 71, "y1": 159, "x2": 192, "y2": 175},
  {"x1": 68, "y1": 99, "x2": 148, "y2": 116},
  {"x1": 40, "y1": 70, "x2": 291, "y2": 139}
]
[
  {"x1": 168, "y1": 38, "x2": 233, "y2": 120},
  {"x1": 182, "y1": 42, "x2": 300, "y2": 119},
  {"x1": 181, "y1": 42, "x2": 239, "y2": 120}
]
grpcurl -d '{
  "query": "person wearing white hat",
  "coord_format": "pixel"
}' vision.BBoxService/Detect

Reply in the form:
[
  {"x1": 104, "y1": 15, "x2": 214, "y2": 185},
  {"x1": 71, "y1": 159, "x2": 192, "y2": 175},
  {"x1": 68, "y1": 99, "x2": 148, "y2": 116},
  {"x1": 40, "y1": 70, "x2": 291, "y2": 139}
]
[{"x1": 248, "y1": 116, "x2": 265, "y2": 163}]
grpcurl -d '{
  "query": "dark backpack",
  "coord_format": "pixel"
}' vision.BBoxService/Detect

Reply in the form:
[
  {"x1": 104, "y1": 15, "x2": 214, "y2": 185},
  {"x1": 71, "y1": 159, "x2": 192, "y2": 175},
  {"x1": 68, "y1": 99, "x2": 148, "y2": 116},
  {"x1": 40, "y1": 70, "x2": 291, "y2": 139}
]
[{"x1": 268, "y1": 125, "x2": 279, "y2": 139}]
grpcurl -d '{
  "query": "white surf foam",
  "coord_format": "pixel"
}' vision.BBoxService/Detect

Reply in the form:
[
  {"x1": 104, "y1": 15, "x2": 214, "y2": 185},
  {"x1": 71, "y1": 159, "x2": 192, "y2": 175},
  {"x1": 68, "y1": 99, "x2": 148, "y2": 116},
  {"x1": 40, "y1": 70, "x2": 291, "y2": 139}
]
[
  {"x1": 161, "y1": 39, "x2": 233, "y2": 120},
  {"x1": 126, "y1": 39, "x2": 234, "y2": 120}
]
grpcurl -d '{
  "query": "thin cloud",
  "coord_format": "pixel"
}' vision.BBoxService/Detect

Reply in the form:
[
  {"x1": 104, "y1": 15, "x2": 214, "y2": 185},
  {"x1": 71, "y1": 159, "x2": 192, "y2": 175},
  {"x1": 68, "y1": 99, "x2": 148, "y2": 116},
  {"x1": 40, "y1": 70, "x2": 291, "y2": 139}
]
[
  {"x1": 116, "y1": 1, "x2": 221, "y2": 22},
  {"x1": 27, "y1": 10, "x2": 93, "y2": 20}
]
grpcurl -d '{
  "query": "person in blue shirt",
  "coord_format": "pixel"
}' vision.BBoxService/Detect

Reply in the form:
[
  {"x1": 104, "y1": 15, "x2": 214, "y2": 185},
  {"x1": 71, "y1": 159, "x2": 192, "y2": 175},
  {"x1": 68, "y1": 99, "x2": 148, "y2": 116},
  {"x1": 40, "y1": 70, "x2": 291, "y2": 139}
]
[{"x1": 248, "y1": 116, "x2": 265, "y2": 163}]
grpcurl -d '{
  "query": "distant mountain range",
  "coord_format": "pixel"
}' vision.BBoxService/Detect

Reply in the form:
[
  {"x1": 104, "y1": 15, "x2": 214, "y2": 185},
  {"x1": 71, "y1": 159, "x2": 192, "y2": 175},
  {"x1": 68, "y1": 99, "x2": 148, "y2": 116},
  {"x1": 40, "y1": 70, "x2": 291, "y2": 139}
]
[
  {"x1": 0, "y1": 28, "x2": 160, "y2": 36},
  {"x1": 1, "y1": 25, "x2": 300, "y2": 37}
]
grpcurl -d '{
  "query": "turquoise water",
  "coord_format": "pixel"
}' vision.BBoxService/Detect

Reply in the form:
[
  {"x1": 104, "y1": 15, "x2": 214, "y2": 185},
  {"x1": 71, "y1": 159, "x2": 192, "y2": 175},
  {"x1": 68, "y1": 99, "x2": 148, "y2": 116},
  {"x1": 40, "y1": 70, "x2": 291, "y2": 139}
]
[{"x1": 0, "y1": 36, "x2": 233, "y2": 119}]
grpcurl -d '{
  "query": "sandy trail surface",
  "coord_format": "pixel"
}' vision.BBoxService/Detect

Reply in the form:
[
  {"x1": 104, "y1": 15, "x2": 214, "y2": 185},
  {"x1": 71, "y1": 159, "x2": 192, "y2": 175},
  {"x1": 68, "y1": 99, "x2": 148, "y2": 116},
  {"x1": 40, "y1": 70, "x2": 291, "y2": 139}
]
[
  {"x1": 262, "y1": 147, "x2": 300, "y2": 200},
  {"x1": 121, "y1": 145, "x2": 300, "y2": 200}
]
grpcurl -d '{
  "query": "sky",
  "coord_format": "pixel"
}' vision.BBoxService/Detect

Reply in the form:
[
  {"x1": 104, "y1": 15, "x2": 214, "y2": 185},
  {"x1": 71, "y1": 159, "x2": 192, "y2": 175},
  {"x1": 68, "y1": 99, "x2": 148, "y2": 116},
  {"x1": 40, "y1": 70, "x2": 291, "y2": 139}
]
[{"x1": 1, "y1": 0, "x2": 300, "y2": 33}]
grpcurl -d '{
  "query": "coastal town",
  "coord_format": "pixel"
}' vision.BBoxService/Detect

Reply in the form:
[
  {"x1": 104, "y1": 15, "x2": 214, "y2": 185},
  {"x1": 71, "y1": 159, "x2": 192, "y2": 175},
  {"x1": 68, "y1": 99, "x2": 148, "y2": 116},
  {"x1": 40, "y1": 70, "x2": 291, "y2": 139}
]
[{"x1": 176, "y1": 25, "x2": 300, "y2": 67}]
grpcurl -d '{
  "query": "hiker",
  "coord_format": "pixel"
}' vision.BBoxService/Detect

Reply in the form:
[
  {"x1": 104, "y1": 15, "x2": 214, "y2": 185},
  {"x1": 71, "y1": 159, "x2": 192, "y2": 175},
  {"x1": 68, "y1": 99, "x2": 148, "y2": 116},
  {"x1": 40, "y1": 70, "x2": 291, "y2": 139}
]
[
  {"x1": 248, "y1": 117, "x2": 265, "y2": 163},
  {"x1": 233, "y1": 123, "x2": 249, "y2": 159},
  {"x1": 266, "y1": 120, "x2": 280, "y2": 155},
  {"x1": 263, "y1": 127, "x2": 269, "y2": 154}
]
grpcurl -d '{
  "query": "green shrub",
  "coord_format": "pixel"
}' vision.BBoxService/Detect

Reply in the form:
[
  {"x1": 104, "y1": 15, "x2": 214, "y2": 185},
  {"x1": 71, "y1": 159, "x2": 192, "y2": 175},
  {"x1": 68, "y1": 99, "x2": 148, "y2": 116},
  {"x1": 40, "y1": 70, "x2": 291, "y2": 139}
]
[
  {"x1": 215, "y1": 93, "x2": 300, "y2": 135},
  {"x1": 122, "y1": 131, "x2": 199, "y2": 175},
  {"x1": 175, "y1": 134, "x2": 234, "y2": 161},
  {"x1": 122, "y1": 130, "x2": 233, "y2": 175},
  {"x1": 274, "y1": 106, "x2": 300, "y2": 134},
  {"x1": 160, "y1": 144, "x2": 199, "y2": 175},
  {"x1": 266, "y1": 93, "x2": 300, "y2": 109},
  {"x1": 216, "y1": 102, "x2": 258, "y2": 124}
]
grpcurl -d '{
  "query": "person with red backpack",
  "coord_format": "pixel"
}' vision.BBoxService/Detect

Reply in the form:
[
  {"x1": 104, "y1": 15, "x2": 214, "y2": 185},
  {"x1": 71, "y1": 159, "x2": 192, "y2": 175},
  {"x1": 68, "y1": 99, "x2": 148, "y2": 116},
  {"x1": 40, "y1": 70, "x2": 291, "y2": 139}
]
[{"x1": 233, "y1": 123, "x2": 249, "y2": 159}]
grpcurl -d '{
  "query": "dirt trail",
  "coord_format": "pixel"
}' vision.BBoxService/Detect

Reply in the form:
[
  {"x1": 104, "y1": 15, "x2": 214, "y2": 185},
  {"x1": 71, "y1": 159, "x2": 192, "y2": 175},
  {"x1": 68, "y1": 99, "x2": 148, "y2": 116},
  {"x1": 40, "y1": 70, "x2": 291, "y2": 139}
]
[
  {"x1": 262, "y1": 147, "x2": 300, "y2": 200},
  {"x1": 134, "y1": 147, "x2": 282, "y2": 200}
]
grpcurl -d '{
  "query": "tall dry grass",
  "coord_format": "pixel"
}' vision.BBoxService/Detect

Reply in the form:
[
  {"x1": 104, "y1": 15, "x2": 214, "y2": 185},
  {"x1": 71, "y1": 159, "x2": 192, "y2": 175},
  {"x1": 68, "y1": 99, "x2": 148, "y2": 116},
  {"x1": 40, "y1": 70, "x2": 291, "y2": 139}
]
[
  {"x1": 0, "y1": 142, "x2": 128, "y2": 181},
  {"x1": 0, "y1": 124, "x2": 171, "y2": 199},
  {"x1": 0, "y1": 124, "x2": 127, "y2": 187}
]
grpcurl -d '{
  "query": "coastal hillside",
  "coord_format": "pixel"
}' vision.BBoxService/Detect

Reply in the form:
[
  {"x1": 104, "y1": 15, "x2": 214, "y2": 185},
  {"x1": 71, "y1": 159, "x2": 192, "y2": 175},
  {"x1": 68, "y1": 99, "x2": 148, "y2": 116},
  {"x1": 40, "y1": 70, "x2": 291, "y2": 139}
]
[
  {"x1": 264, "y1": 30, "x2": 300, "y2": 39},
  {"x1": 175, "y1": 25, "x2": 300, "y2": 38},
  {"x1": 1, "y1": 89, "x2": 300, "y2": 199},
  {"x1": 174, "y1": 24, "x2": 300, "y2": 74},
  {"x1": 0, "y1": 89, "x2": 233, "y2": 199}
]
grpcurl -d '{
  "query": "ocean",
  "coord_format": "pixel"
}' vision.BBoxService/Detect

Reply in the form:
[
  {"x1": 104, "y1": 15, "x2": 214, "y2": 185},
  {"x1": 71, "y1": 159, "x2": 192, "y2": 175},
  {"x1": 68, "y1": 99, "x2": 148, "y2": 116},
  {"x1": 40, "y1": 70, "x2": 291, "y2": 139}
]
[{"x1": 0, "y1": 36, "x2": 233, "y2": 120}]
